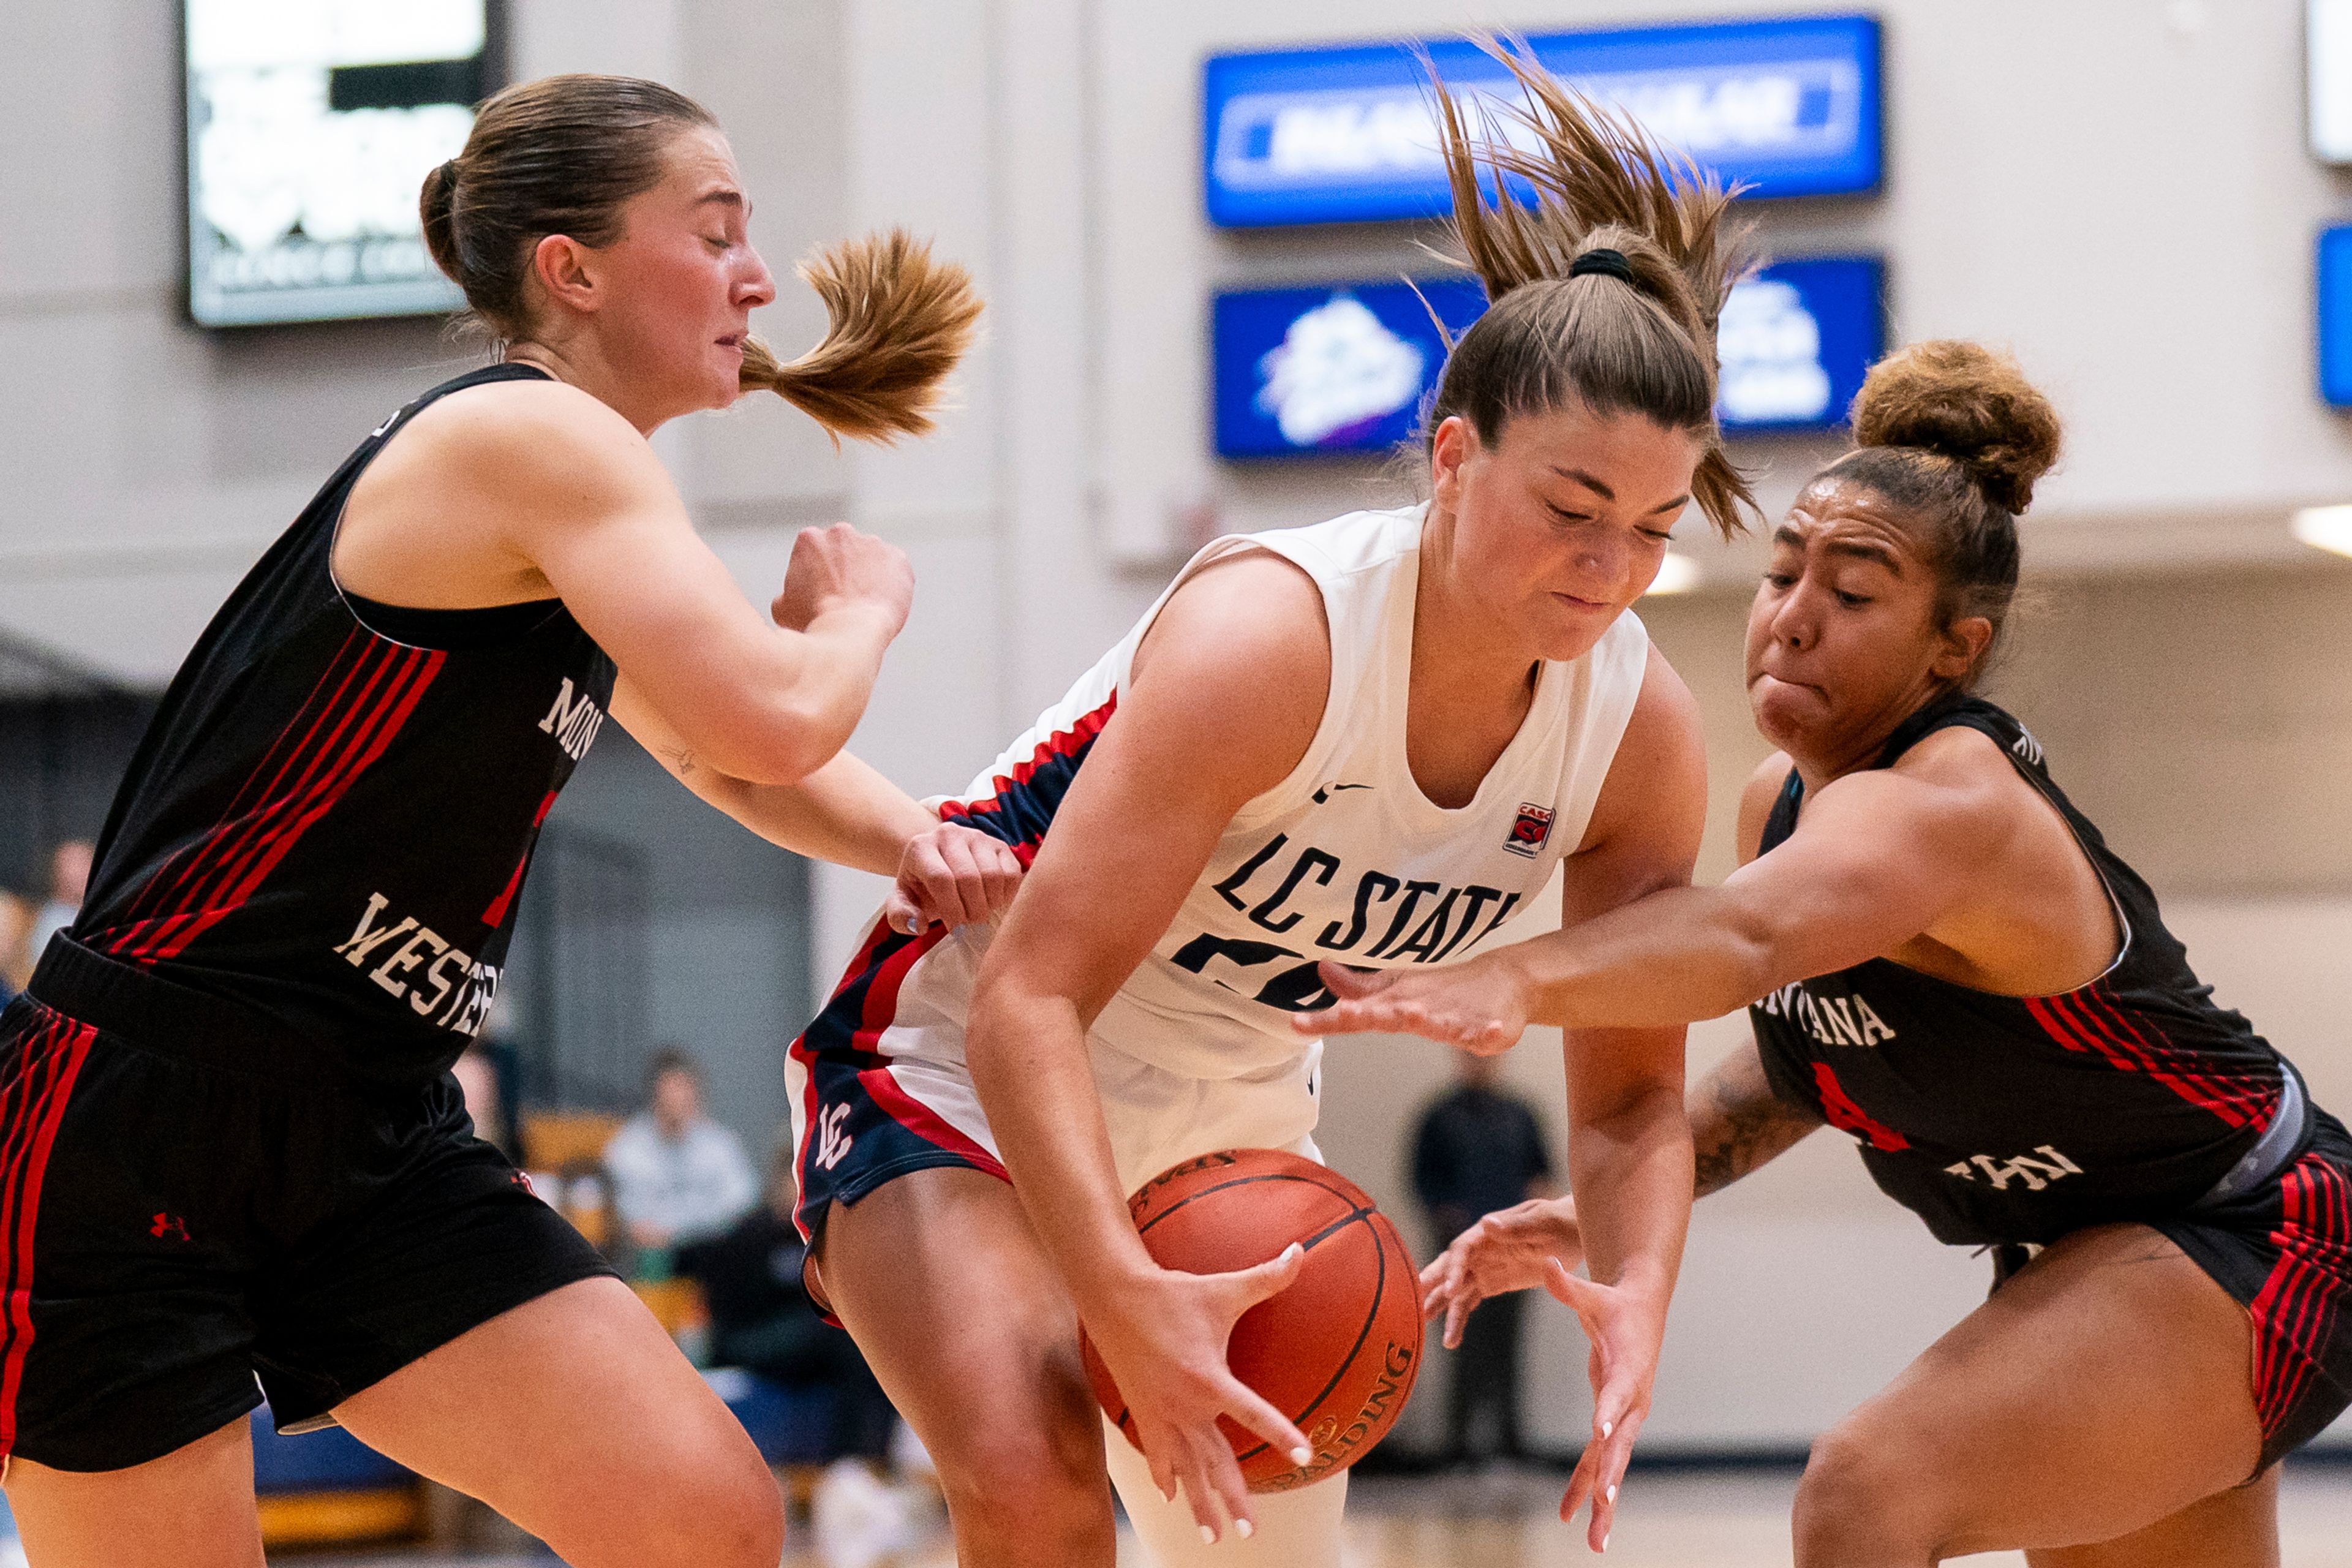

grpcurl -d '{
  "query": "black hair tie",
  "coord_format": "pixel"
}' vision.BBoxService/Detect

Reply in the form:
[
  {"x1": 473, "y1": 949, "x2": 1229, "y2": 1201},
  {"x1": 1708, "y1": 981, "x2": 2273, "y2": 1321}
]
[{"x1": 1568, "y1": 247, "x2": 1635, "y2": 285}]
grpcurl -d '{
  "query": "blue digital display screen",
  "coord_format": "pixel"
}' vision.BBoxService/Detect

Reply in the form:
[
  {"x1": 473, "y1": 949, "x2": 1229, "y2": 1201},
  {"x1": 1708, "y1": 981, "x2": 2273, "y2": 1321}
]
[
  {"x1": 1203, "y1": 15, "x2": 1882, "y2": 228},
  {"x1": 1212, "y1": 257, "x2": 1885, "y2": 461},
  {"x1": 2319, "y1": 226, "x2": 2352, "y2": 407}
]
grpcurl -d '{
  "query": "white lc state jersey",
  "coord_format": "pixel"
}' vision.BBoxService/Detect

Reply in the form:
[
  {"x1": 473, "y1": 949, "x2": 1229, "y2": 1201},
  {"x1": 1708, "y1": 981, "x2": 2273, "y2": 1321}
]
[{"x1": 891, "y1": 502, "x2": 1651, "y2": 1083}]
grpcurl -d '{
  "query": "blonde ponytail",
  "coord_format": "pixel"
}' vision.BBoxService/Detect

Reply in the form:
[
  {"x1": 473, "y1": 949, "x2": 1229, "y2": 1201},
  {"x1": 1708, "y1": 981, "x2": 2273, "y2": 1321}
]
[{"x1": 738, "y1": 229, "x2": 983, "y2": 446}]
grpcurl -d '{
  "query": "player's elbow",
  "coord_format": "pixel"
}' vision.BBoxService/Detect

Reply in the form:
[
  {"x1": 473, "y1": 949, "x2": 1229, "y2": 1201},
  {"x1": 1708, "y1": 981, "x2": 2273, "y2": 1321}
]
[
  {"x1": 690, "y1": 697, "x2": 846, "y2": 786},
  {"x1": 1716, "y1": 896, "x2": 1798, "y2": 1008}
]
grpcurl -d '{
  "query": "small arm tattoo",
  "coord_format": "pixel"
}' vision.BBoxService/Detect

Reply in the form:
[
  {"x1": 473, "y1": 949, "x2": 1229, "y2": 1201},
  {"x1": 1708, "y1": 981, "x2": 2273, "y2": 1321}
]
[
  {"x1": 666, "y1": 747, "x2": 696, "y2": 778},
  {"x1": 1691, "y1": 1041, "x2": 1822, "y2": 1198}
]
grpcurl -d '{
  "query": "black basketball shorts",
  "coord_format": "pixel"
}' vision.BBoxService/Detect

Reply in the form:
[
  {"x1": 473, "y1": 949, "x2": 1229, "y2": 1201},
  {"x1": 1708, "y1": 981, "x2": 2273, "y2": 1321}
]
[
  {"x1": 2155, "y1": 1109, "x2": 2352, "y2": 1474},
  {"x1": 0, "y1": 965, "x2": 612, "y2": 1471}
]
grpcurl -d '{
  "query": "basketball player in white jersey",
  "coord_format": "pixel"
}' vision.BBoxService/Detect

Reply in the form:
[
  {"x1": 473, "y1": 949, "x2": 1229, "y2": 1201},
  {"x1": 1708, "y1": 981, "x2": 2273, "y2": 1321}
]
[{"x1": 789, "y1": 52, "x2": 1752, "y2": 1564}]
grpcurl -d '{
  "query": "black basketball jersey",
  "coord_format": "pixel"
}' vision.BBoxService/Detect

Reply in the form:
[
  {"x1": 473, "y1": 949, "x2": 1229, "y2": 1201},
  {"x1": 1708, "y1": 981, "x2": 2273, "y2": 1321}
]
[
  {"x1": 64, "y1": 364, "x2": 615, "y2": 1085},
  {"x1": 1748, "y1": 695, "x2": 2304, "y2": 1247}
]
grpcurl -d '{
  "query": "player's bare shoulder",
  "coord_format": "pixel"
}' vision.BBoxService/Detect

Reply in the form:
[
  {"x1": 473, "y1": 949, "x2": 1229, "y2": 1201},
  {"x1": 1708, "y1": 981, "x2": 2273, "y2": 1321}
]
[
  {"x1": 364, "y1": 374, "x2": 671, "y2": 528},
  {"x1": 1121, "y1": 547, "x2": 1332, "y2": 802},
  {"x1": 1132, "y1": 549, "x2": 1331, "y2": 709}
]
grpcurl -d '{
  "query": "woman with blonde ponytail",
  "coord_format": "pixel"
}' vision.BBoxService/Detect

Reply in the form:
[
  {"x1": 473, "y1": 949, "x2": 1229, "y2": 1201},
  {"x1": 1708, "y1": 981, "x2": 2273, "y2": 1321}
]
[
  {"x1": 0, "y1": 73, "x2": 1012, "y2": 1568},
  {"x1": 764, "y1": 40, "x2": 1743, "y2": 1566}
]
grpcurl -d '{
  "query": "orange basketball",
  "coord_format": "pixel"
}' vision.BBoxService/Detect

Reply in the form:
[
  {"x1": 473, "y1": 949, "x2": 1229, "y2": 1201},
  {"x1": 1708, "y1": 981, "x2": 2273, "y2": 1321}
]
[{"x1": 1079, "y1": 1148, "x2": 1423, "y2": 1493}]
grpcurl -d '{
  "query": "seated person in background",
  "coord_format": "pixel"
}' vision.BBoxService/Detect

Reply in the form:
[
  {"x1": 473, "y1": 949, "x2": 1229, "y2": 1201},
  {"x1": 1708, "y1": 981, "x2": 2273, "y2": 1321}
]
[
  {"x1": 606, "y1": 1046, "x2": 759, "y2": 1254},
  {"x1": 677, "y1": 1147, "x2": 898, "y2": 1465},
  {"x1": 0, "y1": 889, "x2": 31, "y2": 1008},
  {"x1": 28, "y1": 838, "x2": 91, "y2": 959}
]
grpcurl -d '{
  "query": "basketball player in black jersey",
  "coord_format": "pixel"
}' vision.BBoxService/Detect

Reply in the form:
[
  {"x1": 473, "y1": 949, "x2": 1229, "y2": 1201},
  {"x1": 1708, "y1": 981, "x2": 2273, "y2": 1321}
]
[
  {"x1": 1305, "y1": 342, "x2": 2352, "y2": 1564},
  {"x1": 0, "y1": 76, "x2": 1018, "y2": 1567}
]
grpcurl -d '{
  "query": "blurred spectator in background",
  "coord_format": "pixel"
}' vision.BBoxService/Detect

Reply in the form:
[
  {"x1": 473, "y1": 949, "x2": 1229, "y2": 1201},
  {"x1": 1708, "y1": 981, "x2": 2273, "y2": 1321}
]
[
  {"x1": 0, "y1": 890, "x2": 32, "y2": 1006},
  {"x1": 29, "y1": 838, "x2": 92, "y2": 959},
  {"x1": 677, "y1": 1146, "x2": 898, "y2": 1466},
  {"x1": 605, "y1": 1046, "x2": 758, "y2": 1256},
  {"x1": 1411, "y1": 1049, "x2": 1558, "y2": 1467}
]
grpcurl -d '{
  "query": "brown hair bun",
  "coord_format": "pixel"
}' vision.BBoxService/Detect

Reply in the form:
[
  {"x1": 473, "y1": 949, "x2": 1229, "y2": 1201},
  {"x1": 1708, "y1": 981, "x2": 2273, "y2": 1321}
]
[{"x1": 1849, "y1": 341, "x2": 2062, "y2": 514}]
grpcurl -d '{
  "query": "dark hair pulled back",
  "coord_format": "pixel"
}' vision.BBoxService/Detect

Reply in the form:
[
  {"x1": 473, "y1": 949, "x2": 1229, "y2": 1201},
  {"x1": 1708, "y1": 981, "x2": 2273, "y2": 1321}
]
[
  {"x1": 1814, "y1": 341, "x2": 2064, "y2": 686},
  {"x1": 1422, "y1": 39, "x2": 1758, "y2": 540},
  {"x1": 423, "y1": 74, "x2": 979, "y2": 443}
]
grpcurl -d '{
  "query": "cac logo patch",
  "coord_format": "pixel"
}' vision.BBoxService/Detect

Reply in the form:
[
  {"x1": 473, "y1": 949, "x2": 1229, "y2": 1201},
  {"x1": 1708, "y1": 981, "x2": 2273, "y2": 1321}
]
[{"x1": 1502, "y1": 802, "x2": 1553, "y2": 858}]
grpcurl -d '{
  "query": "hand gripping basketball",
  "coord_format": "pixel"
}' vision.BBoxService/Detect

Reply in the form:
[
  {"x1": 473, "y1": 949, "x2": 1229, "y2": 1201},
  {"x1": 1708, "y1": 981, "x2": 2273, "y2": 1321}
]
[{"x1": 1079, "y1": 1150, "x2": 1426, "y2": 1528}]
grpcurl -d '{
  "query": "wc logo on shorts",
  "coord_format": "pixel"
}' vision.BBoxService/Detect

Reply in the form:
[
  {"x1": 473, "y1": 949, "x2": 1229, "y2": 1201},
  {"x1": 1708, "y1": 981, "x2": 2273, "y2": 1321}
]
[
  {"x1": 813, "y1": 1102, "x2": 855, "y2": 1172},
  {"x1": 1502, "y1": 802, "x2": 1554, "y2": 858}
]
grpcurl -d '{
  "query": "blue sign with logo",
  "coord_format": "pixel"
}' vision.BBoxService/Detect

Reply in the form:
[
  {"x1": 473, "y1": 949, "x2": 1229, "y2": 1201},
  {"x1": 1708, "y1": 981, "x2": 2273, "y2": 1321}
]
[
  {"x1": 1204, "y1": 15, "x2": 1882, "y2": 228},
  {"x1": 1212, "y1": 256, "x2": 1884, "y2": 461},
  {"x1": 2319, "y1": 226, "x2": 2352, "y2": 406}
]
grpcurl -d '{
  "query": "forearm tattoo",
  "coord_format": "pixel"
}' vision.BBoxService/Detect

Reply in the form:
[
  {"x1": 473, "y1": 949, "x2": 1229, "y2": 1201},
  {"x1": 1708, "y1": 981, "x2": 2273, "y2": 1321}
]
[{"x1": 1691, "y1": 1044, "x2": 1822, "y2": 1198}]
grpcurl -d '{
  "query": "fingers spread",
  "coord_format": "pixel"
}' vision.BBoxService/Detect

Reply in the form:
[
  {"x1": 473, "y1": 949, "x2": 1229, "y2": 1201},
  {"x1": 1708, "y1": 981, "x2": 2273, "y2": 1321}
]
[
  {"x1": 1579, "y1": 1404, "x2": 1645, "y2": 1551},
  {"x1": 1221, "y1": 1370, "x2": 1311, "y2": 1468},
  {"x1": 1443, "y1": 1293, "x2": 1471, "y2": 1351},
  {"x1": 1174, "y1": 1426, "x2": 1248, "y2": 1545},
  {"x1": 1237, "y1": 1242, "x2": 1306, "y2": 1308},
  {"x1": 1545, "y1": 1256, "x2": 1604, "y2": 1318},
  {"x1": 1314, "y1": 960, "x2": 1394, "y2": 999}
]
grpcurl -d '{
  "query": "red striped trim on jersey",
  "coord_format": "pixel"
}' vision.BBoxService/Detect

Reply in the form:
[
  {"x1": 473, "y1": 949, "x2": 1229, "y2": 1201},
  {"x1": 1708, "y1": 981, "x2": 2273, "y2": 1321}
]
[
  {"x1": 2078, "y1": 984, "x2": 2277, "y2": 1128},
  {"x1": 0, "y1": 1009, "x2": 96, "y2": 1456},
  {"x1": 938, "y1": 695, "x2": 1117, "y2": 865},
  {"x1": 480, "y1": 791, "x2": 558, "y2": 929},
  {"x1": 94, "y1": 628, "x2": 376, "y2": 946},
  {"x1": 2248, "y1": 1153, "x2": 2352, "y2": 1440},
  {"x1": 96, "y1": 636, "x2": 445, "y2": 963},
  {"x1": 2024, "y1": 984, "x2": 2277, "y2": 1131}
]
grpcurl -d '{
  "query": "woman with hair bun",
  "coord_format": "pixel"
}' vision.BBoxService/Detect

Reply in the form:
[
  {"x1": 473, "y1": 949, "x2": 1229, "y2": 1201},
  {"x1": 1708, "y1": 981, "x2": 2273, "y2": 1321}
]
[
  {"x1": 1316, "y1": 341, "x2": 2352, "y2": 1562},
  {"x1": 780, "y1": 43, "x2": 1743, "y2": 1565},
  {"x1": 0, "y1": 73, "x2": 1006, "y2": 1567}
]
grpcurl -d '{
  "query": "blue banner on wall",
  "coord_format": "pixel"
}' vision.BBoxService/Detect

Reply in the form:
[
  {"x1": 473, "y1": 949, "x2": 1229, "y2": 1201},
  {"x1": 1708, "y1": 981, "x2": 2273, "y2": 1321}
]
[
  {"x1": 1212, "y1": 257, "x2": 1884, "y2": 461},
  {"x1": 2320, "y1": 226, "x2": 2352, "y2": 406},
  {"x1": 1204, "y1": 15, "x2": 1882, "y2": 228}
]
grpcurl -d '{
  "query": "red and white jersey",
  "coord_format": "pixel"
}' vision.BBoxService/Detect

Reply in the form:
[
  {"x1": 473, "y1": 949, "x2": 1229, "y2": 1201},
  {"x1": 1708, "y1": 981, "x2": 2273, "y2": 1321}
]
[{"x1": 901, "y1": 502, "x2": 1651, "y2": 1080}]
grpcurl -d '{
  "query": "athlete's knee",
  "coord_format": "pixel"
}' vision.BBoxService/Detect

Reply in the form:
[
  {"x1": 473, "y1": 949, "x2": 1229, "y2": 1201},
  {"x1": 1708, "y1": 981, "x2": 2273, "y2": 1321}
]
[
  {"x1": 624, "y1": 1441, "x2": 786, "y2": 1567},
  {"x1": 1793, "y1": 1422, "x2": 1939, "y2": 1564},
  {"x1": 932, "y1": 1409, "x2": 1112, "y2": 1555}
]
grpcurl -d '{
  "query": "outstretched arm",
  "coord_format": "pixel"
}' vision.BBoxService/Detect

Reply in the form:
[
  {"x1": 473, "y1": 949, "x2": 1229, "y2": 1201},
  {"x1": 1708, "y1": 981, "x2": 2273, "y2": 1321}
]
[
  {"x1": 1298, "y1": 737, "x2": 2019, "y2": 1041},
  {"x1": 611, "y1": 678, "x2": 1023, "y2": 932},
  {"x1": 1420, "y1": 1031, "x2": 1820, "y2": 1343},
  {"x1": 1531, "y1": 649, "x2": 1708, "y2": 1551}
]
